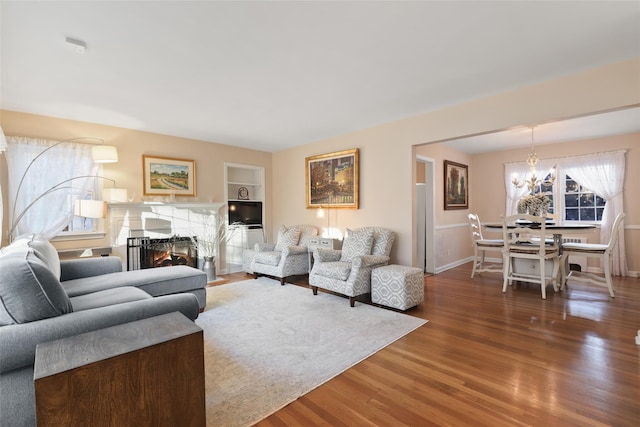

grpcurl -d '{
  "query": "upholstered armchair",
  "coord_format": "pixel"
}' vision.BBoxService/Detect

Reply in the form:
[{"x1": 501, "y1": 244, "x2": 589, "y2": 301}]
[
  {"x1": 250, "y1": 224, "x2": 318, "y2": 285},
  {"x1": 309, "y1": 227, "x2": 395, "y2": 306}
]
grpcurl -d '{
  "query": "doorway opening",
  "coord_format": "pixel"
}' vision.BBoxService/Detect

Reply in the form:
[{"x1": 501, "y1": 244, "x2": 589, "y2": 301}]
[{"x1": 416, "y1": 155, "x2": 435, "y2": 274}]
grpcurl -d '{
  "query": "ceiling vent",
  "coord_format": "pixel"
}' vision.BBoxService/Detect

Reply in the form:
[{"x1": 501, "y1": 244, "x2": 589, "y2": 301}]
[{"x1": 65, "y1": 37, "x2": 86, "y2": 54}]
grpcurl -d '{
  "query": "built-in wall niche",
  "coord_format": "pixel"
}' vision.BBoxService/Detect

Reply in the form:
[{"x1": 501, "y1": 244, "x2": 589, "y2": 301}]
[
  {"x1": 225, "y1": 162, "x2": 264, "y2": 202},
  {"x1": 224, "y1": 163, "x2": 265, "y2": 273}
]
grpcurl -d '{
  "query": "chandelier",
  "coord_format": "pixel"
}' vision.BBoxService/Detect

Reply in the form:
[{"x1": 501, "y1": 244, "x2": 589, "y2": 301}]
[{"x1": 512, "y1": 126, "x2": 555, "y2": 193}]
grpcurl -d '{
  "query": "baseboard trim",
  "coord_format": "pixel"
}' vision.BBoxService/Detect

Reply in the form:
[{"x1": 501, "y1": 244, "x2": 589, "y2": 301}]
[{"x1": 435, "y1": 257, "x2": 473, "y2": 274}]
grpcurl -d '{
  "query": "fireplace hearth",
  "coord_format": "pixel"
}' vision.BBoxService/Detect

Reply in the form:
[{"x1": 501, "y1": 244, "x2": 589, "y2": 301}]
[{"x1": 127, "y1": 236, "x2": 197, "y2": 271}]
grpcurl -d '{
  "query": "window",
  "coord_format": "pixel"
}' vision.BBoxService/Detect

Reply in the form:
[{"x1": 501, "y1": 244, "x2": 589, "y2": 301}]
[
  {"x1": 506, "y1": 149, "x2": 624, "y2": 274},
  {"x1": 5, "y1": 136, "x2": 102, "y2": 240},
  {"x1": 531, "y1": 170, "x2": 606, "y2": 223},
  {"x1": 563, "y1": 174, "x2": 606, "y2": 222}
]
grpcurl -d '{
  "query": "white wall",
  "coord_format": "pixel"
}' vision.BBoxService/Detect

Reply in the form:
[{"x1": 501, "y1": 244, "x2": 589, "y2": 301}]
[{"x1": 272, "y1": 58, "x2": 640, "y2": 268}]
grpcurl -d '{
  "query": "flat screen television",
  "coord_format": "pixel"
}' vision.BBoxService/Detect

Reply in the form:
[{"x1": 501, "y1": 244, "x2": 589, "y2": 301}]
[{"x1": 228, "y1": 201, "x2": 263, "y2": 228}]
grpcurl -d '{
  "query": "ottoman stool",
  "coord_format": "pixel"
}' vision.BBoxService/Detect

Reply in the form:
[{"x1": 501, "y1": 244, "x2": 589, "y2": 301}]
[{"x1": 371, "y1": 264, "x2": 424, "y2": 310}]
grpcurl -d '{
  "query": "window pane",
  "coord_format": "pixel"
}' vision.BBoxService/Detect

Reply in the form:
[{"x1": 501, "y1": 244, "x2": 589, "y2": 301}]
[
  {"x1": 566, "y1": 209, "x2": 579, "y2": 221},
  {"x1": 580, "y1": 208, "x2": 595, "y2": 221},
  {"x1": 565, "y1": 194, "x2": 579, "y2": 207},
  {"x1": 580, "y1": 194, "x2": 595, "y2": 207},
  {"x1": 563, "y1": 173, "x2": 606, "y2": 222},
  {"x1": 565, "y1": 178, "x2": 579, "y2": 192}
]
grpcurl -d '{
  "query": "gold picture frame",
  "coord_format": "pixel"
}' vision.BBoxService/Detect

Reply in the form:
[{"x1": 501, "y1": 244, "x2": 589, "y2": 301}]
[
  {"x1": 143, "y1": 155, "x2": 196, "y2": 196},
  {"x1": 306, "y1": 148, "x2": 359, "y2": 209},
  {"x1": 444, "y1": 160, "x2": 468, "y2": 210}
]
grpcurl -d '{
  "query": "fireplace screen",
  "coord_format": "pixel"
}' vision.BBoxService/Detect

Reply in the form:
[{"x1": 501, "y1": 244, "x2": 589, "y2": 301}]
[{"x1": 127, "y1": 236, "x2": 198, "y2": 271}]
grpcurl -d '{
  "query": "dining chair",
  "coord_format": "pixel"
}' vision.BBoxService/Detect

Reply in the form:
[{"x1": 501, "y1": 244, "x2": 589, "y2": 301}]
[
  {"x1": 502, "y1": 214, "x2": 560, "y2": 299},
  {"x1": 559, "y1": 213, "x2": 625, "y2": 297},
  {"x1": 467, "y1": 213, "x2": 503, "y2": 278}
]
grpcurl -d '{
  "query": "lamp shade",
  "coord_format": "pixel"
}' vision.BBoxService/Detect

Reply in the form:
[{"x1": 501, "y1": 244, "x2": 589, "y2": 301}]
[
  {"x1": 103, "y1": 188, "x2": 128, "y2": 203},
  {"x1": 74, "y1": 199, "x2": 106, "y2": 218},
  {"x1": 91, "y1": 145, "x2": 118, "y2": 163}
]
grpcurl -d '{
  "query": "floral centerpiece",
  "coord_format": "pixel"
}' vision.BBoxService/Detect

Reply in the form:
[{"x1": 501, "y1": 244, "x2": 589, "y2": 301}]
[{"x1": 517, "y1": 193, "x2": 550, "y2": 217}]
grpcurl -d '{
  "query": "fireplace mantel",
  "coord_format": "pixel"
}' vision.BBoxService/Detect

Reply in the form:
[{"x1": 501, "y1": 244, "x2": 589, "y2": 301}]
[{"x1": 107, "y1": 202, "x2": 226, "y2": 266}]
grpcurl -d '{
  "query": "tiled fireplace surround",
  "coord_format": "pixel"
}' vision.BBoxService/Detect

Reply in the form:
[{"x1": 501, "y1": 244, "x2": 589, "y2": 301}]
[{"x1": 108, "y1": 202, "x2": 225, "y2": 271}]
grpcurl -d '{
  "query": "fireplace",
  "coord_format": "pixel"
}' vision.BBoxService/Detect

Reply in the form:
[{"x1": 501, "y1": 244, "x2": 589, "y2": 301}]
[{"x1": 127, "y1": 236, "x2": 198, "y2": 271}]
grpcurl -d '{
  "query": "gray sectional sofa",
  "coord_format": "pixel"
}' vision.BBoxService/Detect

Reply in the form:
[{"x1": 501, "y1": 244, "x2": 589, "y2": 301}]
[{"x1": 0, "y1": 234, "x2": 208, "y2": 427}]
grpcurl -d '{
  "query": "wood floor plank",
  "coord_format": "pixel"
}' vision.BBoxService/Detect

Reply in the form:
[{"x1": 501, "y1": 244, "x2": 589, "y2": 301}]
[{"x1": 220, "y1": 266, "x2": 640, "y2": 426}]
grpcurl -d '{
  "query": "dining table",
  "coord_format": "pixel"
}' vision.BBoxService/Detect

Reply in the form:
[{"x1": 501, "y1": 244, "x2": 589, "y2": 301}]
[
  {"x1": 484, "y1": 221, "x2": 597, "y2": 279},
  {"x1": 483, "y1": 222, "x2": 597, "y2": 247}
]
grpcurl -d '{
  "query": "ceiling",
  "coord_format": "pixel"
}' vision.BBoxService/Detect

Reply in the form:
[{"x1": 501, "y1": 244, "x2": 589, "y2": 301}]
[
  {"x1": 1, "y1": 1, "x2": 639, "y2": 153},
  {"x1": 442, "y1": 106, "x2": 640, "y2": 154}
]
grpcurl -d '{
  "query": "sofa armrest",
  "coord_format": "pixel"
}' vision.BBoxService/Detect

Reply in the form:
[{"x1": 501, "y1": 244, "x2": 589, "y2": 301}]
[
  {"x1": 353, "y1": 255, "x2": 390, "y2": 268},
  {"x1": 314, "y1": 249, "x2": 342, "y2": 263},
  {"x1": 60, "y1": 256, "x2": 123, "y2": 281},
  {"x1": 0, "y1": 294, "x2": 199, "y2": 374},
  {"x1": 282, "y1": 245, "x2": 308, "y2": 256},
  {"x1": 255, "y1": 243, "x2": 276, "y2": 252}
]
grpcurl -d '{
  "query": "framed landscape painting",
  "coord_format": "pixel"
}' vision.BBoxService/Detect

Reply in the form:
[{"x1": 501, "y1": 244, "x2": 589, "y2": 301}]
[
  {"x1": 444, "y1": 160, "x2": 468, "y2": 210},
  {"x1": 306, "y1": 148, "x2": 359, "y2": 209},
  {"x1": 143, "y1": 155, "x2": 196, "y2": 196}
]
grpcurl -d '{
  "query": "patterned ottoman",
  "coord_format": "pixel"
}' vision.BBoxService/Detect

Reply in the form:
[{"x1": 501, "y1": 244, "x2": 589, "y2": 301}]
[{"x1": 371, "y1": 264, "x2": 424, "y2": 310}]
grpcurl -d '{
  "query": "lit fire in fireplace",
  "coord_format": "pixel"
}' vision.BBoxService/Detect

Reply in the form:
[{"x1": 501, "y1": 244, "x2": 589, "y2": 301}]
[{"x1": 127, "y1": 236, "x2": 198, "y2": 270}]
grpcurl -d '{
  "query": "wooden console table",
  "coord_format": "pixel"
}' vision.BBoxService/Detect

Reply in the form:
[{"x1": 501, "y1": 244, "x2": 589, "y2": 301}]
[{"x1": 34, "y1": 312, "x2": 205, "y2": 426}]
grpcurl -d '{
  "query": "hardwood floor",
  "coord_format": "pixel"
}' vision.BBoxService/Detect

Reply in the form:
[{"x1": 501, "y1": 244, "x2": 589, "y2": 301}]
[{"x1": 218, "y1": 267, "x2": 640, "y2": 426}]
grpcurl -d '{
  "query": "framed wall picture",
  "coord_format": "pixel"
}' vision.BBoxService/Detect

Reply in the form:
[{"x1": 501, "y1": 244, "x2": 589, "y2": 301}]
[
  {"x1": 143, "y1": 155, "x2": 196, "y2": 196},
  {"x1": 306, "y1": 148, "x2": 359, "y2": 209},
  {"x1": 444, "y1": 160, "x2": 468, "y2": 210}
]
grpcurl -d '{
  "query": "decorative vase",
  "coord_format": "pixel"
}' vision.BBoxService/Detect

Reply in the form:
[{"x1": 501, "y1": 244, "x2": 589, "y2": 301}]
[{"x1": 202, "y1": 256, "x2": 216, "y2": 282}]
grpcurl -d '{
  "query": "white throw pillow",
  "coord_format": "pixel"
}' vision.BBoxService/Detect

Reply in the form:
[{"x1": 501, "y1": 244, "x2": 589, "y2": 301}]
[
  {"x1": 340, "y1": 228, "x2": 374, "y2": 262},
  {"x1": 274, "y1": 225, "x2": 301, "y2": 251}
]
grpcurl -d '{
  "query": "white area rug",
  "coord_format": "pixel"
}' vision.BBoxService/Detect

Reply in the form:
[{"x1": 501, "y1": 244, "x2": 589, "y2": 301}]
[{"x1": 196, "y1": 277, "x2": 427, "y2": 427}]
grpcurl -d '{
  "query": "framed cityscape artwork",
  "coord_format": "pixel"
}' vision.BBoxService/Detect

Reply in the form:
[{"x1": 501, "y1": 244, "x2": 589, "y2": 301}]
[
  {"x1": 306, "y1": 148, "x2": 359, "y2": 209},
  {"x1": 143, "y1": 155, "x2": 196, "y2": 196}
]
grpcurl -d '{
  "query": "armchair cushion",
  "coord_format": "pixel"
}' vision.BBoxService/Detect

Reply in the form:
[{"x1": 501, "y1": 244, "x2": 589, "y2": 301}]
[
  {"x1": 254, "y1": 251, "x2": 282, "y2": 266},
  {"x1": 340, "y1": 228, "x2": 374, "y2": 262},
  {"x1": 313, "y1": 261, "x2": 352, "y2": 281},
  {"x1": 314, "y1": 248, "x2": 342, "y2": 262},
  {"x1": 296, "y1": 224, "x2": 319, "y2": 247},
  {"x1": 274, "y1": 225, "x2": 301, "y2": 251},
  {"x1": 283, "y1": 245, "x2": 309, "y2": 256},
  {"x1": 354, "y1": 254, "x2": 391, "y2": 268},
  {"x1": 371, "y1": 229, "x2": 395, "y2": 257},
  {"x1": 255, "y1": 243, "x2": 276, "y2": 252}
]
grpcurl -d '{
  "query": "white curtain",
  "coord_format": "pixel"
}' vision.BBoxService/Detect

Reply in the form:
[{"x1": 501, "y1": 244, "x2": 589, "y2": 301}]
[
  {"x1": 5, "y1": 137, "x2": 97, "y2": 240},
  {"x1": 505, "y1": 149, "x2": 627, "y2": 276},
  {"x1": 0, "y1": 128, "x2": 6, "y2": 243},
  {"x1": 504, "y1": 158, "x2": 556, "y2": 215},
  {"x1": 563, "y1": 150, "x2": 627, "y2": 275}
]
